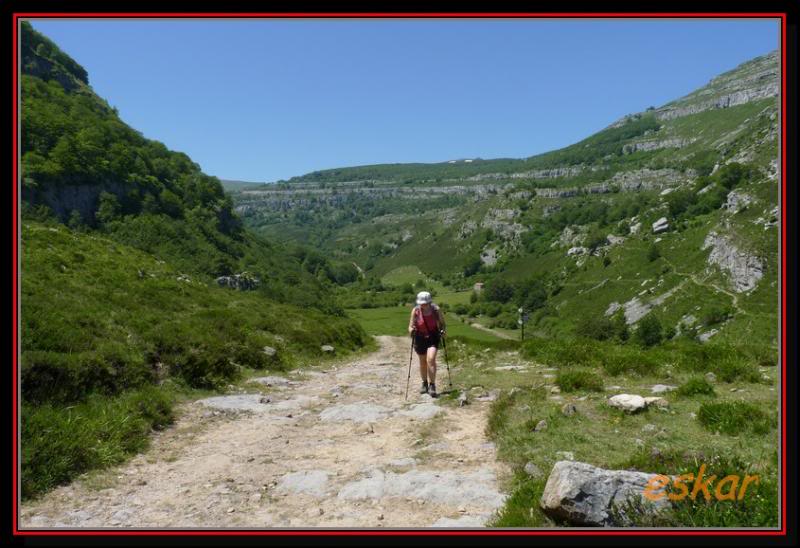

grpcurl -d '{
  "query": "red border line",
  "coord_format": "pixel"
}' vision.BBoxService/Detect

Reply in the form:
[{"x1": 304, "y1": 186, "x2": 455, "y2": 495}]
[
  {"x1": 10, "y1": 12, "x2": 789, "y2": 18},
  {"x1": 12, "y1": 12, "x2": 788, "y2": 537},
  {"x1": 12, "y1": 12, "x2": 19, "y2": 537},
  {"x1": 780, "y1": 11, "x2": 787, "y2": 536}
]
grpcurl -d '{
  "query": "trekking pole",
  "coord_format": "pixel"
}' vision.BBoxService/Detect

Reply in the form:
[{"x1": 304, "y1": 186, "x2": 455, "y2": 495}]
[
  {"x1": 441, "y1": 330, "x2": 453, "y2": 391},
  {"x1": 405, "y1": 331, "x2": 415, "y2": 400}
]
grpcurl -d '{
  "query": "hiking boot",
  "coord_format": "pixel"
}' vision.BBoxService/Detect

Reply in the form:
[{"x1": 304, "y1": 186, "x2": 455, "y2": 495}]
[
  {"x1": 428, "y1": 383, "x2": 438, "y2": 398},
  {"x1": 419, "y1": 382, "x2": 429, "y2": 394}
]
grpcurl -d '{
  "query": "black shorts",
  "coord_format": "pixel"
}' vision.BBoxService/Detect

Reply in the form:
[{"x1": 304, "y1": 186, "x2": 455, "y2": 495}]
[{"x1": 414, "y1": 332, "x2": 441, "y2": 355}]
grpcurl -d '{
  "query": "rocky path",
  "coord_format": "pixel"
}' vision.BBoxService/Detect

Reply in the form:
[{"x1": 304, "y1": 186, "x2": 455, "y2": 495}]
[{"x1": 21, "y1": 336, "x2": 508, "y2": 529}]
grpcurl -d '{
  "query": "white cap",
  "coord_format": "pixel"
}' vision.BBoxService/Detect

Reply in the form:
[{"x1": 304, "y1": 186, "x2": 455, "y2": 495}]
[{"x1": 416, "y1": 291, "x2": 432, "y2": 305}]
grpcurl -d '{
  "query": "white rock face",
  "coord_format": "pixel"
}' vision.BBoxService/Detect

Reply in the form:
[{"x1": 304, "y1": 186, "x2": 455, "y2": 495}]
[
  {"x1": 480, "y1": 247, "x2": 498, "y2": 266},
  {"x1": 724, "y1": 190, "x2": 754, "y2": 213},
  {"x1": 540, "y1": 461, "x2": 673, "y2": 526},
  {"x1": 608, "y1": 394, "x2": 647, "y2": 413},
  {"x1": 702, "y1": 231, "x2": 763, "y2": 292},
  {"x1": 567, "y1": 246, "x2": 588, "y2": 256},
  {"x1": 652, "y1": 217, "x2": 669, "y2": 233}
]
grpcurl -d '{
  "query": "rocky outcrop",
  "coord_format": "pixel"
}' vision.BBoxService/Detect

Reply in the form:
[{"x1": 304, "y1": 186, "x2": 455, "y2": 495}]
[
  {"x1": 724, "y1": 190, "x2": 754, "y2": 214},
  {"x1": 654, "y1": 51, "x2": 778, "y2": 121},
  {"x1": 540, "y1": 461, "x2": 673, "y2": 526},
  {"x1": 702, "y1": 231, "x2": 763, "y2": 292},
  {"x1": 215, "y1": 272, "x2": 260, "y2": 291},
  {"x1": 24, "y1": 181, "x2": 127, "y2": 225},
  {"x1": 652, "y1": 217, "x2": 669, "y2": 233},
  {"x1": 622, "y1": 137, "x2": 694, "y2": 154}
]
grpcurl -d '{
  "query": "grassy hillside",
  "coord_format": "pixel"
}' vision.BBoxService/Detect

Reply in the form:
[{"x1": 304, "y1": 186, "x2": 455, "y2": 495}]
[
  {"x1": 19, "y1": 22, "x2": 370, "y2": 500},
  {"x1": 21, "y1": 219, "x2": 368, "y2": 499},
  {"x1": 233, "y1": 49, "x2": 779, "y2": 349}
]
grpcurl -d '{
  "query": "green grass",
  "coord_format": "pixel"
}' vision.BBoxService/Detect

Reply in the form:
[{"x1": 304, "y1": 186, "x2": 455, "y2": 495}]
[
  {"x1": 677, "y1": 377, "x2": 717, "y2": 397},
  {"x1": 556, "y1": 369, "x2": 604, "y2": 392},
  {"x1": 22, "y1": 384, "x2": 175, "y2": 499},
  {"x1": 697, "y1": 401, "x2": 774, "y2": 435},
  {"x1": 21, "y1": 220, "x2": 370, "y2": 500},
  {"x1": 444, "y1": 331, "x2": 779, "y2": 528}
]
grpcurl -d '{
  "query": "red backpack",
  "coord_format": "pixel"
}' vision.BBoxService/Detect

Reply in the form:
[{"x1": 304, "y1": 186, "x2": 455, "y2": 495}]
[{"x1": 413, "y1": 304, "x2": 439, "y2": 335}]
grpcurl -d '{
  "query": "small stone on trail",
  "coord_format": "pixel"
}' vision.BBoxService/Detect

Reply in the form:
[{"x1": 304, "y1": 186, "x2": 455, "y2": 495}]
[
  {"x1": 259, "y1": 396, "x2": 271, "y2": 404},
  {"x1": 550, "y1": 386, "x2": 561, "y2": 394},
  {"x1": 561, "y1": 403, "x2": 577, "y2": 417},
  {"x1": 227, "y1": 507, "x2": 235, "y2": 513},
  {"x1": 534, "y1": 420, "x2": 548, "y2": 432}
]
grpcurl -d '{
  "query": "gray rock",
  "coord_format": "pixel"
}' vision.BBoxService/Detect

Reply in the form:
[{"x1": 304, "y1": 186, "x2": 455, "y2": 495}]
[
  {"x1": 643, "y1": 397, "x2": 669, "y2": 409},
  {"x1": 555, "y1": 451, "x2": 575, "y2": 461},
  {"x1": 398, "y1": 403, "x2": 442, "y2": 420},
  {"x1": 652, "y1": 217, "x2": 670, "y2": 234},
  {"x1": 319, "y1": 402, "x2": 392, "y2": 423},
  {"x1": 608, "y1": 394, "x2": 647, "y2": 413},
  {"x1": 534, "y1": 420, "x2": 548, "y2": 432},
  {"x1": 276, "y1": 470, "x2": 330, "y2": 497},
  {"x1": 249, "y1": 376, "x2": 291, "y2": 388},
  {"x1": 262, "y1": 346, "x2": 277, "y2": 357},
  {"x1": 524, "y1": 462, "x2": 544, "y2": 478},
  {"x1": 216, "y1": 272, "x2": 260, "y2": 291},
  {"x1": 561, "y1": 403, "x2": 577, "y2": 417},
  {"x1": 650, "y1": 384, "x2": 677, "y2": 394},
  {"x1": 540, "y1": 461, "x2": 673, "y2": 526},
  {"x1": 702, "y1": 231, "x2": 763, "y2": 292},
  {"x1": 458, "y1": 392, "x2": 469, "y2": 407},
  {"x1": 321, "y1": 345, "x2": 335, "y2": 353},
  {"x1": 197, "y1": 394, "x2": 271, "y2": 414},
  {"x1": 337, "y1": 468, "x2": 506, "y2": 509},
  {"x1": 476, "y1": 389, "x2": 501, "y2": 402},
  {"x1": 705, "y1": 372, "x2": 717, "y2": 383}
]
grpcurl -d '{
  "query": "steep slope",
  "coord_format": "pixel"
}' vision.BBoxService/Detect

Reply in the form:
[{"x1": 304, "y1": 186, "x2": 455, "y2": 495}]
[
  {"x1": 233, "y1": 50, "x2": 780, "y2": 346},
  {"x1": 19, "y1": 22, "x2": 369, "y2": 499}
]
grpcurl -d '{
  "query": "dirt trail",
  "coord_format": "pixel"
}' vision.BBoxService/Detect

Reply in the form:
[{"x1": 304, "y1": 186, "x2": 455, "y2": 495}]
[{"x1": 21, "y1": 336, "x2": 509, "y2": 529}]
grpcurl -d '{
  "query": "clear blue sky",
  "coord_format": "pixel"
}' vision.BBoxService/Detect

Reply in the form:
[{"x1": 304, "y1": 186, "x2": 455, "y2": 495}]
[{"x1": 28, "y1": 18, "x2": 778, "y2": 182}]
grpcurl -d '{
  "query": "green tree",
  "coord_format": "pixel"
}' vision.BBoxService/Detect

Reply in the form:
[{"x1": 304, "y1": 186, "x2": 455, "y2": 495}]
[
  {"x1": 635, "y1": 315, "x2": 663, "y2": 347},
  {"x1": 95, "y1": 191, "x2": 121, "y2": 224},
  {"x1": 484, "y1": 278, "x2": 514, "y2": 303},
  {"x1": 647, "y1": 243, "x2": 661, "y2": 262}
]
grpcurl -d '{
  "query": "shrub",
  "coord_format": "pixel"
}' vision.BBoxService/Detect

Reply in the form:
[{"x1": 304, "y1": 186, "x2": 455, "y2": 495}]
[
  {"x1": 676, "y1": 377, "x2": 716, "y2": 397},
  {"x1": 697, "y1": 401, "x2": 772, "y2": 435},
  {"x1": 647, "y1": 243, "x2": 661, "y2": 262},
  {"x1": 635, "y1": 315, "x2": 663, "y2": 346},
  {"x1": 617, "y1": 445, "x2": 778, "y2": 527},
  {"x1": 556, "y1": 369, "x2": 603, "y2": 392},
  {"x1": 703, "y1": 305, "x2": 733, "y2": 326},
  {"x1": 21, "y1": 385, "x2": 175, "y2": 500},
  {"x1": 575, "y1": 315, "x2": 616, "y2": 341}
]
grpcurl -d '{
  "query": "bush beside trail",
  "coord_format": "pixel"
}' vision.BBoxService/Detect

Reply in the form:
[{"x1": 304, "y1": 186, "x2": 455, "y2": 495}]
[{"x1": 21, "y1": 221, "x2": 369, "y2": 499}]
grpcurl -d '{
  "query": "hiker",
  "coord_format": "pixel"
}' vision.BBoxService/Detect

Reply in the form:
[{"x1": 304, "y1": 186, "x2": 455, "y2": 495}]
[{"x1": 408, "y1": 291, "x2": 446, "y2": 398}]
